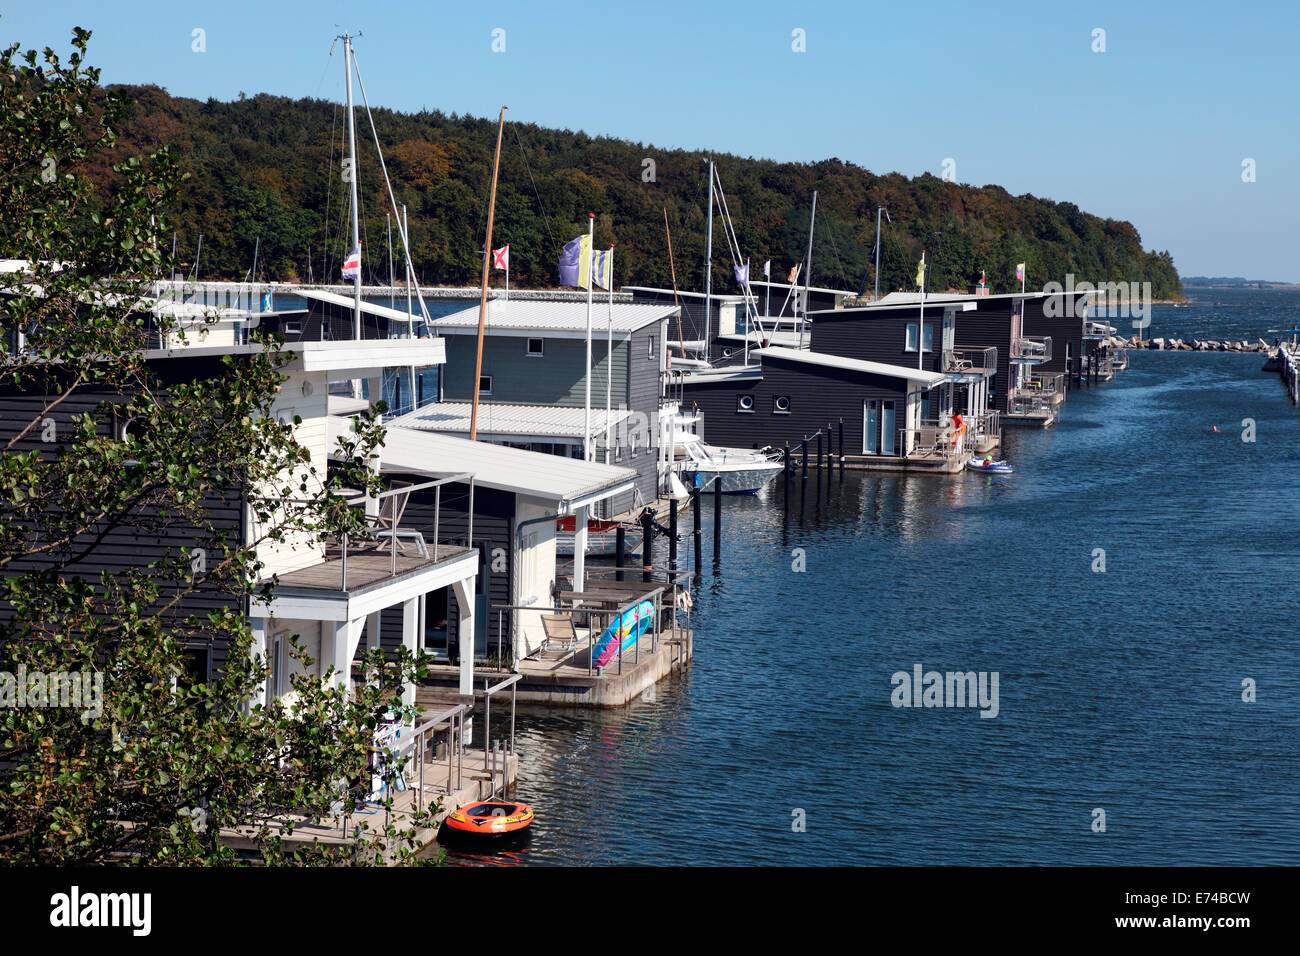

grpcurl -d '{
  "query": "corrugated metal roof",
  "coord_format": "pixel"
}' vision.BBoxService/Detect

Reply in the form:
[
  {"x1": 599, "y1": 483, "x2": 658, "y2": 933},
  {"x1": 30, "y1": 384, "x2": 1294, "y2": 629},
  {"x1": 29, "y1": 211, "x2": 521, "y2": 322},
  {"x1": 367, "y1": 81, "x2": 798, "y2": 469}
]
[
  {"x1": 432, "y1": 299, "x2": 676, "y2": 334},
  {"x1": 757, "y1": 346, "x2": 948, "y2": 386},
  {"x1": 389, "y1": 402, "x2": 633, "y2": 439},
  {"x1": 327, "y1": 416, "x2": 636, "y2": 507}
]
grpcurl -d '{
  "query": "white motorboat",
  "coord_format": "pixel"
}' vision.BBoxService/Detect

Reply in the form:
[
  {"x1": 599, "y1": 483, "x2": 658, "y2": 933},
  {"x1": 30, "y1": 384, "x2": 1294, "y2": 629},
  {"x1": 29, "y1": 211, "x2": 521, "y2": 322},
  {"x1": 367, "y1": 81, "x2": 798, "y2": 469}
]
[{"x1": 669, "y1": 411, "x2": 783, "y2": 494}]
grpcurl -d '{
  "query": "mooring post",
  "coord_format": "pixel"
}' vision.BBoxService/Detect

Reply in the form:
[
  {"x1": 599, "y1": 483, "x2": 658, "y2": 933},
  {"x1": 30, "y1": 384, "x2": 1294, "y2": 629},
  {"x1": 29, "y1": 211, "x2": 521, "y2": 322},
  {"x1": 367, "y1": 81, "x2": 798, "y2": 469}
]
[
  {"x1": 615, "y1": 525, "x2": 626, "y2": 582},
  {"x1": 801, "y1": 438, "x2": 808, "y2": 483},
  {"x1": 691, "y1": 481, "x2": 702, "y2": 573},
  {"x1": 417, "y1": 372, "x2": 424, "y2": 408},
  {"x1": 713, "y1": 475, "x2": 722, "y2": 562},
  {"x1": 838, "y1": 418, "x2": 845, "y2": 478},
  {"x1": 668, "y1": 497, "x2": 679, "y2": 574},
  {"x1": 817, "y1": 430, "x2": 824, "y2": 493},
  {"x1": 783, "y1": 443, "x2": 791, "y2": 511},
  {"x1": 640, "y1": 509, "x2": 654, "y2": 583}
]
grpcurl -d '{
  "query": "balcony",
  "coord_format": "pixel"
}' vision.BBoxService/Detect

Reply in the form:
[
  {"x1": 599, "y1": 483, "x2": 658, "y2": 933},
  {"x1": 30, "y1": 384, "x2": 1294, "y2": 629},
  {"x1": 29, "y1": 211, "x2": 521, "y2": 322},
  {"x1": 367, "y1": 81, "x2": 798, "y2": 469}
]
[
  {"x1": 944, "y1": 346, "x2": 998, "y2": 377},
  {"x1": 1018, "y1": 371, "x2": 1066, "y2": 405},
  {"x1": 1011, "y1": 336, "x2": 1052, "y2": 363},
  {"x1": 1004, "y1": 391, "x2": 1057, "y2": 426}
]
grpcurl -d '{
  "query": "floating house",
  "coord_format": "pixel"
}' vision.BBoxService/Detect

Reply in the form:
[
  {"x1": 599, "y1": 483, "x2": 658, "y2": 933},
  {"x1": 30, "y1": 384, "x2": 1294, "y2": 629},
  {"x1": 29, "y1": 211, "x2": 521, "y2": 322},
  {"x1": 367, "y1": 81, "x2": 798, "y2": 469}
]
[
  {"x1": 423, "y1": 298, "x2": 677, "y2": 512},
  {"x1": 679, "y1": 347, "x2": 963, "y2": 471}
]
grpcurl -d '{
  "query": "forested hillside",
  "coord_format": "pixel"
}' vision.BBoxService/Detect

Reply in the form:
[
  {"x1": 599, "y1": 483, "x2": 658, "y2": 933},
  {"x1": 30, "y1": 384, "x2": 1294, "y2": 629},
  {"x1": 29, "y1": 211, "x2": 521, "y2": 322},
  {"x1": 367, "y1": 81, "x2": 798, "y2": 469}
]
[{"x1": 99, "y1": 85, "x2": 1182, "y2": 299}]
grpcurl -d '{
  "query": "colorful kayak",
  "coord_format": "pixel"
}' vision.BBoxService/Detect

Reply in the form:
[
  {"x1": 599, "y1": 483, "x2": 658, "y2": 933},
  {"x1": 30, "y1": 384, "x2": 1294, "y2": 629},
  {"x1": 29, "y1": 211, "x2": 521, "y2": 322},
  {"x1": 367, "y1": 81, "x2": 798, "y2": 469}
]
[
  {"x1": 967, "y1": 457, "x2": 1013, "y2": 473},
  {"x1": 591, "y1": 599, "x2": 655, "y2": 668}
]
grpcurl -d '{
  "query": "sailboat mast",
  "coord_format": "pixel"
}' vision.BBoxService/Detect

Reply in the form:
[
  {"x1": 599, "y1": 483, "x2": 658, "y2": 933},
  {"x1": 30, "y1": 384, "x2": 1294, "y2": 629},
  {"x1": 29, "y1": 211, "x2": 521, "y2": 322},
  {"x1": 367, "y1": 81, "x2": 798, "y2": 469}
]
[
  {"x1": 874, "y1": 206, "x2": 883, "y2": 301},
  {"x1": 704, "y1": 159, "x2": 714, "y2": 361},
  {"x1": 469, "y1": 105, "x2": 507, "y2": 442},
  {"x1": 343, "y1": 35, "x2": 362, "y2": 340},
  {"x1": 802, "y1": 191, "x2": 817, "y2": 348}
]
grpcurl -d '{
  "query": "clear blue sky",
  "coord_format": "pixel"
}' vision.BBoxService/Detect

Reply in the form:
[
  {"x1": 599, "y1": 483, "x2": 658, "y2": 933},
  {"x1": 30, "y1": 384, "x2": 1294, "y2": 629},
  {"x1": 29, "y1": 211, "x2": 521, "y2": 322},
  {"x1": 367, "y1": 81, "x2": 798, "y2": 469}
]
[{"x1": 3, "y1": 0, "x2": 1298, "y2": 280}]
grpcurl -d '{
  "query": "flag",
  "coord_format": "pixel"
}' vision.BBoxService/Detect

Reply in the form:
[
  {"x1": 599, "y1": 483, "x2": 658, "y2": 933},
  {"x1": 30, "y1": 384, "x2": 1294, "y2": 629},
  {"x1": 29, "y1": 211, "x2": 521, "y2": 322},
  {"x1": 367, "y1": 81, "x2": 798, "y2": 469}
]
[
  {"x1": 763, "y1": 259, "x2": 771, "y2": 278},
  {"x1": 492, "y1": 245, "x2": 509, "y2": 270},
  {"x1": 978, "y1": 269, "x2": 987, "y2": 288},
  {"x1": 591, "y1": 246, "x2": 613, "y2": 290},
  {"x1": 787, "y1": 265, "x2": 798, "y2": 283},
  {"x1": 734, "y1": 260, "x2": 749, "y2": 288},
  {"x1": 341, "y1": 242, "x2": 361, "y2": 280},
  {"x1": 1015, "y1": 262, "x2": 1026, "y2": 283},
  {"x1": 915, "y1": 251, "x2": 927, "y2": 289},
  {"x1": 559, "y1": 234, "x2": 592, "y2": 288}
]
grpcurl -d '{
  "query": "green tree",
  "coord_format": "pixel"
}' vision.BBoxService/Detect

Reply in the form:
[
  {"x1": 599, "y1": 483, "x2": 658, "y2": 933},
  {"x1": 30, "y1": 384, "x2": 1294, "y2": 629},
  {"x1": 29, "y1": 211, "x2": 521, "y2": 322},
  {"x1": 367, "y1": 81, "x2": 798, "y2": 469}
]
[{"x1": 0, "y1": 29, "x2": 437, "y2": 865}]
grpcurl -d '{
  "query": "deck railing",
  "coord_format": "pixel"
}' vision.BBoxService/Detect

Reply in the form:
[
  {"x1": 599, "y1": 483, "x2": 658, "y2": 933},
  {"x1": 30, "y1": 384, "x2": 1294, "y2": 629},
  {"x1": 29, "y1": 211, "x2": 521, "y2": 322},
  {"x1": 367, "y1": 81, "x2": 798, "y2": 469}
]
[
  {"x1": 1006, "y1": 392, "x2": 1055, "y2": 419},
  {"x1": 323, "y1": 472, "x2": 475, "y2": 590},
  {"x1": 1020, "y1": 370, "x2": 1065, "y2": 398},
  {"x1": 945, "y1": 346, "x2": 998, "y2": 376},
  {"x1": 1011, "y1": 335, "x2": 1052, "y2": 362}
]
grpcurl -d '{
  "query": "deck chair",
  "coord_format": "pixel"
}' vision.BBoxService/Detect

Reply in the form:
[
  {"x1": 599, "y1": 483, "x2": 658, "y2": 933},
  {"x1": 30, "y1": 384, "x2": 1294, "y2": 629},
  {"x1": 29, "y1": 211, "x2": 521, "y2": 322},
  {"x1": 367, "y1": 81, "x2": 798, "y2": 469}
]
[
  {"x1": 539, "y1": 613, "x2": 580, "y2": 660},
  {"x1": 369, "y1": 480, "x2": 427, "y2": 557}
]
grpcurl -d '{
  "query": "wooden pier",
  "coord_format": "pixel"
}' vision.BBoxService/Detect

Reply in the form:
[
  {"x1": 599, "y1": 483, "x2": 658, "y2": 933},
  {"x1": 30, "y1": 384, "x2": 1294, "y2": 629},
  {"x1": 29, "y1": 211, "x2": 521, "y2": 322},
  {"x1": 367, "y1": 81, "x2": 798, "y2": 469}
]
[{"x1": 419, "y1": 626, "x2": 692, "y2": 708}]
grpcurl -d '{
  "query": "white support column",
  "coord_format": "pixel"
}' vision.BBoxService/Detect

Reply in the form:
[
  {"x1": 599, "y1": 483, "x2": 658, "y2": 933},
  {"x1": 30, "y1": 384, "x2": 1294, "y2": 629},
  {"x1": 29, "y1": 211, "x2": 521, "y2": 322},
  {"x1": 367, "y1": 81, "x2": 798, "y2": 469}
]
[
  {"x1": 401, "y1": 597, "x2": 418, "y2": 713},
  {"x1": 451, "y1": 577, "x2": 476, "y2": 698},
  {"x1": 572, "y1": 503, "x2": 588, "y2": 593},
  {"x1": 249, "y1": 616, "x2": 268, "y2": 708},
  {"x1": 328, "y1": 617, "x2": 364, "y2": 695}
]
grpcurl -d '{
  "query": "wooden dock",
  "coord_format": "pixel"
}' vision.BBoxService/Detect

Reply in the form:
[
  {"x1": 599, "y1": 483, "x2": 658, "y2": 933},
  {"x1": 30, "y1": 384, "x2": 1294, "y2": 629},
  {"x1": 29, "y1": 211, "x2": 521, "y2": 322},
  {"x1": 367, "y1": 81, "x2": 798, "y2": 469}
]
[{"x1": 419, "y1": 625, "x2": 693, "y2": 708}]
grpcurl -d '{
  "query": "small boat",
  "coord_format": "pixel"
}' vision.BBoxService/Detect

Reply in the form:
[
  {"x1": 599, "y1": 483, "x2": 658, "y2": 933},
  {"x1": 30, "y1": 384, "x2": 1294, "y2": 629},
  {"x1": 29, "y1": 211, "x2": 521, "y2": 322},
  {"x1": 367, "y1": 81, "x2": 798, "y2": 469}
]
[
  {"x1": 669, "y1": 411, "x2": 783, "y2": 494},
  {"x1": 967, "y1": 457, "x2": 1013, "y2": 474},
  {"x1": 440, "y1": 800, "x2": 535, "y2": 841}
]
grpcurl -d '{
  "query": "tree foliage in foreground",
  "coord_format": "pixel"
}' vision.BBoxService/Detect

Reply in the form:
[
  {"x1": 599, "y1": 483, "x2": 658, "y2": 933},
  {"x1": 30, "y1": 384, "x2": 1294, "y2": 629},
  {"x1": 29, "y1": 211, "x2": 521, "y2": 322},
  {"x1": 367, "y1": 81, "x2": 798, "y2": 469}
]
[{"x1": 0, "y1": 28, "x2": 439, "y2": 865}]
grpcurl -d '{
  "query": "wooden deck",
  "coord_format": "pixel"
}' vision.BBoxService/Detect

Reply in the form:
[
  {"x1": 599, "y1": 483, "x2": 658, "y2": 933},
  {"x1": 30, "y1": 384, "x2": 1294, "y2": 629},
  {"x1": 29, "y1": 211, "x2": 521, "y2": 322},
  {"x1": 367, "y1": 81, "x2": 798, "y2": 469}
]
[
  {"x1": 418, "y1": 624, "x2": 693, "y2": 708},
  {"x1": 219, "y1": 744, "x2": 518, "y2": 862},
  {"x1": 271, "y1": 544, "x2": 473, "y2": 594}
]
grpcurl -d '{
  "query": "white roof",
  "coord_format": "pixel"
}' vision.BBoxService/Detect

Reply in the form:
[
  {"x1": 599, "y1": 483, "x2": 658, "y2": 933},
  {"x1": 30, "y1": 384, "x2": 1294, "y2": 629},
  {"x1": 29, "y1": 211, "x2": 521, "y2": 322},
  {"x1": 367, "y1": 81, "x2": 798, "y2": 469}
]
[
  {"x1": 717, "y1": 330, "x2": 806, "y2": 347},
  {"x1": 757, "y1": 346, "x2": 948, "y2": 386},
  {"x1": 623, "y1": 286, "x2": 745, "y2": 303},
  {"x1": 301, "y1": 288, "x2": 423, "y2": 323},
  {"x1": 389, "y1": 402, "x2": 633, "y2": 440},
  {"x1": 326, "y1": 416, "x2": 635, "y2": 510},
  {"x1": 869, "y1": 290, "x2": 1056, "y2": 306},
  {"x1": 432, "y1": 299, "x2": 675, "y2": 335},
  {"x1": 747, "y1": 280, "x2": 854, "y2": 296}
]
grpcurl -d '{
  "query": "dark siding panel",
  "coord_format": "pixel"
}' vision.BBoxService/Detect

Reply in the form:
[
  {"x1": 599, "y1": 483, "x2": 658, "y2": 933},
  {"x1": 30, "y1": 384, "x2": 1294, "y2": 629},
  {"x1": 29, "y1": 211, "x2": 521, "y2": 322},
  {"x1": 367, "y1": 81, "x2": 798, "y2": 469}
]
[
  {"x1": 376, "y1": 476, "x2": 514, "y2": 661},
  {"x1": 684, "y1": 357, "x2": 910, "y2": 452}
]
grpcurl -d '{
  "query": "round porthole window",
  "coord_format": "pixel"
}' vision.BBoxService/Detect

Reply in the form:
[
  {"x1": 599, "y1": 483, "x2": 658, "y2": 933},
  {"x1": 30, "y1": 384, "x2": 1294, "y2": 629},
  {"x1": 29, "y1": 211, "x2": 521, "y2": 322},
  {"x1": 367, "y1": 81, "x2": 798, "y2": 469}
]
[
  {"x1": 737, "y1": 395, "x2": 754, "y2": 412},
  {"x1": 722, "y1": 348, "x2": 733, "y2": 358},
  {"x1": 774, "y1": 396, "x2": 791, "y2": 412}
]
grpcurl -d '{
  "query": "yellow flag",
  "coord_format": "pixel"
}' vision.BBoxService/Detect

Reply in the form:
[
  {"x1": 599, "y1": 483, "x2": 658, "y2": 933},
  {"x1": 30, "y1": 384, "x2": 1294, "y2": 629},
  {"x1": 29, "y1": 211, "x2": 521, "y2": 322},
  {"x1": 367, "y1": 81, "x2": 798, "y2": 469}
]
[{"x1": 915, "y1": 252, "x2": 926, "y2": 289}]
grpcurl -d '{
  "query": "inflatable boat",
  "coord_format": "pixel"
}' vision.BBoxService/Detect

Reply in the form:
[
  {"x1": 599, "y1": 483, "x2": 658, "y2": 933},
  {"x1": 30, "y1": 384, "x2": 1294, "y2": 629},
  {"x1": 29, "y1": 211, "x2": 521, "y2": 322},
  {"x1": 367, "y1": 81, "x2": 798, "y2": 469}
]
[
  {"x1": 440, "y1": 800, "x2": 534, "y2": 840},
  {"x1": 967, "y1": 457, "x2": 1013, "y2": 473}
]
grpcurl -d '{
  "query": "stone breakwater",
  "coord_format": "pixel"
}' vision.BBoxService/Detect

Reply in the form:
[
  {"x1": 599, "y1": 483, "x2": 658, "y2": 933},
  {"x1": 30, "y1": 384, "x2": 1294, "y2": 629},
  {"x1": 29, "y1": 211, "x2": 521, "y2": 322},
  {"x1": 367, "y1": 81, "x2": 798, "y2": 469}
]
[{"x1": 1106, "y1": 335, "x2": 1275, "y2": 353}]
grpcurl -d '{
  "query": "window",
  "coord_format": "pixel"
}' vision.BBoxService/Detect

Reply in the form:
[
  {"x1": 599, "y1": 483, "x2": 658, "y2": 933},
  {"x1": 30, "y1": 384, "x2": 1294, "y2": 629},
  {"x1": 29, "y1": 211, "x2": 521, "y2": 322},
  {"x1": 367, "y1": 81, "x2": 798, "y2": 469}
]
[
  {"x1": 773, "y1": 395, "x2": 791, "y2": 415},
  {"x1": 737, "y1": 394, "x2": 755, "y2": 414},
  {"x1": 648, "y1": 334, "x2": 656, "y2": 360},
  {"x1": 905, "y1": 323, "x2": 934, "y2": 352},
  {"x1": 526, "y1": 338, "x2": 544, "y2": 357},
  {"x1": 479, "y1": 375, "x2": 492, "y2": 395}
]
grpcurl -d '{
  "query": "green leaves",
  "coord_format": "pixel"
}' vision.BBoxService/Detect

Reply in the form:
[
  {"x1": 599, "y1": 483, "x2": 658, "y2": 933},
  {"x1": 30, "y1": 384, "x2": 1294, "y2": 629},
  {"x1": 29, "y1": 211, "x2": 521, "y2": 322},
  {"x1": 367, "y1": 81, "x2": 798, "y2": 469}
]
[{"x1": 0, "y1": 31, "x2": 426, "y2": 867}]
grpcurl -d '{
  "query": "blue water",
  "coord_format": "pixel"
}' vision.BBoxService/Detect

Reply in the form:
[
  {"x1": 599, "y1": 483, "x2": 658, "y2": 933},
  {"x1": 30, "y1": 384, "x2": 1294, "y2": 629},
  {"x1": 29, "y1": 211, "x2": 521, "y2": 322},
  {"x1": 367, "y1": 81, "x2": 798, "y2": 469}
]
[{"x1": 443, "y1": 290, "x2": 1300, "y2": 866}]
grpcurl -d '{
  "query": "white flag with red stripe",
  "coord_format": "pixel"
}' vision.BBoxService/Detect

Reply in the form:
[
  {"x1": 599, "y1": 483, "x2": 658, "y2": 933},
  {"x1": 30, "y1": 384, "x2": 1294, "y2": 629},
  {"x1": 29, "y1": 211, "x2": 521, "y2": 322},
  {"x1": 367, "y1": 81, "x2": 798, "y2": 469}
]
[
  {"x1": 492, "y1": 244, "x2": 509, "y2": 270},
  {"x1": 341, "y1": 242, "x2": 361, "y2": 280}
]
